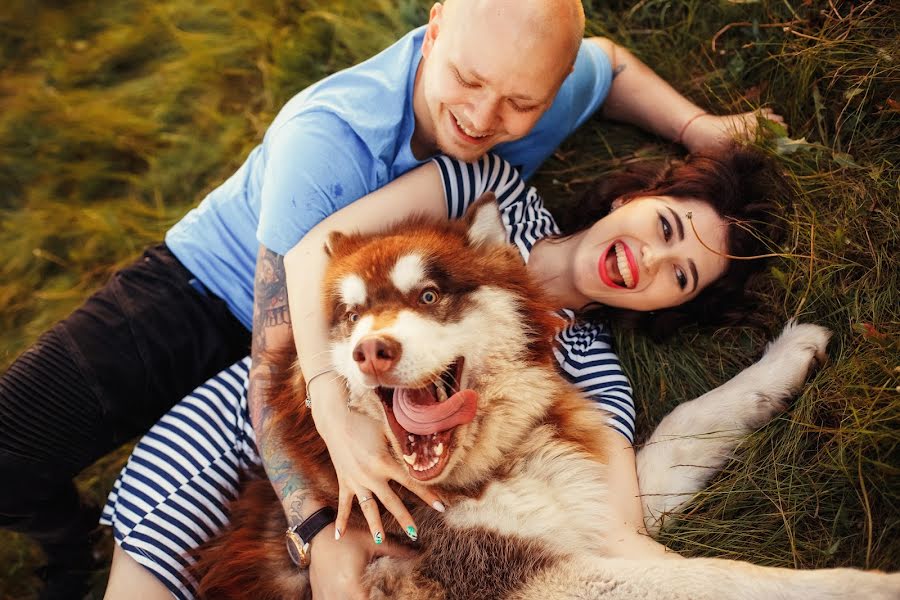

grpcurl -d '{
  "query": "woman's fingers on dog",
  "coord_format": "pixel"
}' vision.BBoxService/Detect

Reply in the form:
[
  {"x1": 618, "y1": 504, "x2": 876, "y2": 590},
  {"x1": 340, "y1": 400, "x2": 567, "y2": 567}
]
[
  {"x1": 335, "y1": 483, "x2": 353, "y2": 540},
  {"x1": 373, "y1": 485, "x2": 419, "y2": 541},
  {"x1": 400, "y1": 474, "x2": 446, "y2": 514},
  {"x1": 358, "y1": 489, "x2": 386, "y2": 545}
]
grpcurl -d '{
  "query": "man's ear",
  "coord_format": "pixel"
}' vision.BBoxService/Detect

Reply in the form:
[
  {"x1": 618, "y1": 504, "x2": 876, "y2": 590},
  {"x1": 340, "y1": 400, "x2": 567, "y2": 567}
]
[
  {"x1": 421, "y1": 2, "x2": 443, "y2": 58},
  {"x1": 464, "y1": 193, "x2": 507, "y2": 247}
]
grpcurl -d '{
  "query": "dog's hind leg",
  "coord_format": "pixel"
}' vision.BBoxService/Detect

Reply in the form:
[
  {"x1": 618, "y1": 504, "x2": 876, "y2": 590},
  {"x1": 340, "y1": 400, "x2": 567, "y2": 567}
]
[
  {"x1": 513, "y1": 557, "x2": 899, "y2": 600},
  {"x1": 636, "y1": 321, "x2": 831, "y2": 534}
]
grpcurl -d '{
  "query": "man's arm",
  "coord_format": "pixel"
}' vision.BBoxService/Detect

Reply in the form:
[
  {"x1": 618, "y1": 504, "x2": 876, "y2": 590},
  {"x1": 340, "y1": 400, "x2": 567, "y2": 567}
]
[
  {"x1": 248, "y1": 246, "x2": 326, "y2": 527},
  {"x1": 589, "y1": 37, "x2": 785, "y2": 152}
]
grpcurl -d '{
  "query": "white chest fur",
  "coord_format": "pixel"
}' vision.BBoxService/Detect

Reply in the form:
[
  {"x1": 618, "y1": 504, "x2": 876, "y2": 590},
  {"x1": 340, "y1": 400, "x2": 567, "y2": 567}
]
[{"x1": 442, "y1": 425, "x2": 610, "y2": 557}]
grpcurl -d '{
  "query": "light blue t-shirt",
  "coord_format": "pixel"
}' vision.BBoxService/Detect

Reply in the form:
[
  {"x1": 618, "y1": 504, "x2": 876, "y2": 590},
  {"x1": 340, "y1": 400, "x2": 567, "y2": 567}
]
[{"x1": 165, "y1": 26, "x2": 613, "y2": 329}]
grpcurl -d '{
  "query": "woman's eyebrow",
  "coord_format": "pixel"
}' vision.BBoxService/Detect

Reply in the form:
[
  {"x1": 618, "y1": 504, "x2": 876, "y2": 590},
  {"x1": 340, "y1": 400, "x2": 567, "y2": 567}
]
[{"x1": 665, "y1": 205, "x2": 685, "y2": 240}]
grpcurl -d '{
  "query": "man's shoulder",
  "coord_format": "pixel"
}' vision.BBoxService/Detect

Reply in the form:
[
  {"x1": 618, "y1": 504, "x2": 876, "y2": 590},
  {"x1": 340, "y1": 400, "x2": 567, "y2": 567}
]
[{"x1": 265, "y1": 26, "x2": 425, "y2": 159}]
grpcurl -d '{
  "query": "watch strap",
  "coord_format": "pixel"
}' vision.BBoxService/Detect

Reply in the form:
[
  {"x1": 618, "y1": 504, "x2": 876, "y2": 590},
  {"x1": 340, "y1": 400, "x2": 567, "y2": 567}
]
[{"x1": 291, "y1": 506, "x2": 337, "y2": 545}]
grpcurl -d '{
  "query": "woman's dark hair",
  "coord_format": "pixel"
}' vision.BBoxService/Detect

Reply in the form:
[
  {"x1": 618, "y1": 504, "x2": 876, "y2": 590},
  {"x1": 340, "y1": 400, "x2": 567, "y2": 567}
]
[{"x1": 554, "y1": 145, "x2": 784, "y2": 340}]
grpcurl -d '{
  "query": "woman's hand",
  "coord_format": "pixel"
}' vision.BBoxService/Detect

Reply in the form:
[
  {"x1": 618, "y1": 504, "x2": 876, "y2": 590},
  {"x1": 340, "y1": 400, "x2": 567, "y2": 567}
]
[
  {"x1": 309, "y1": 524, "x2": 416, "y2": 600},
  {"x1": 681, "y1": 108, "x2": 787, "y2": 153},
  {"x1": 310, "y1": 378, "x2": 445, "y2": 544}
]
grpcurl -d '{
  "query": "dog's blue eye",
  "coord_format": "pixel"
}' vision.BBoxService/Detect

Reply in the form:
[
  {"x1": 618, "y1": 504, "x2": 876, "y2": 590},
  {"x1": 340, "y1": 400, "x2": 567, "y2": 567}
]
[{"x1": 419, "y1": 289, "x2": 439, "y2": 305}]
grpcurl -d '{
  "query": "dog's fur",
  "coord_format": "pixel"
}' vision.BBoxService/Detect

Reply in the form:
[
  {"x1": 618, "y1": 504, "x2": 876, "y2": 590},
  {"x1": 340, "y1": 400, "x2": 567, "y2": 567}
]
[{"x1": 196, "y1": 197, "x2": 899, "y2": 599}]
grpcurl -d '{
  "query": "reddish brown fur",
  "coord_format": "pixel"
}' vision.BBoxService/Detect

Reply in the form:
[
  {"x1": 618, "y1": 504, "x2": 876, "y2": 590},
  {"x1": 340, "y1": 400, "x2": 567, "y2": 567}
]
[{"x1": 194, "y1": 202, "x2": 580, "y2": 599}]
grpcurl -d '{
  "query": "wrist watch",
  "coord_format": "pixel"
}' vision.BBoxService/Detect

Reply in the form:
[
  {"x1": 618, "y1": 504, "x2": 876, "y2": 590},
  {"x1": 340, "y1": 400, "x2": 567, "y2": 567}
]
[{"x1": 285, "y1": 506, "x2": 337, "y2": 568}]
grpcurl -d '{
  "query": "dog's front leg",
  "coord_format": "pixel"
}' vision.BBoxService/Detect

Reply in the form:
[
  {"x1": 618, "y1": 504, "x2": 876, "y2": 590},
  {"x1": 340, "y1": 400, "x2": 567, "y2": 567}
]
[{"x1": 636, "y1": 321, "x2": 831, "y2": 534}]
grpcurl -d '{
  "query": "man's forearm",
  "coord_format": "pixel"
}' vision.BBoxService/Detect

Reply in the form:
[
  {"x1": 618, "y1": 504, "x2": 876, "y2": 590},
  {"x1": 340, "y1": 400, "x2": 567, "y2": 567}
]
[
  {"x1": 249, "y1": 246, "x2": 324, "y2": 521},
  {"x1": 590, "y1": 37, "x2": 705, "y2": 143}
]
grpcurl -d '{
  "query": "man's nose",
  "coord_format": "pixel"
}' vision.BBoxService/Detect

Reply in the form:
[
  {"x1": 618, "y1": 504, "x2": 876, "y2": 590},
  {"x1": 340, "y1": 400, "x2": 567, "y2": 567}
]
[{"x1": 467, "y1": 94, "x2": 501, "y2": 132}]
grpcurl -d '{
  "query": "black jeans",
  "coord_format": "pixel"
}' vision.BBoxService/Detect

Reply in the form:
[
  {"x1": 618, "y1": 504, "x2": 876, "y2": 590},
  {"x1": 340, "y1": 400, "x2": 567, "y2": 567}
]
[{"x1": 0, "y1": 244, "x2": 250, "y2": 556}]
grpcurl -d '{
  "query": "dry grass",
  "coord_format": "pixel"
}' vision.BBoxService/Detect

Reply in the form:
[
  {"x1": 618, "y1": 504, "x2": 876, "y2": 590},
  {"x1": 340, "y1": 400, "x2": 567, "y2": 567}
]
[{"x1": 1, "y1": 0, "x2": 897, "y2": 597}]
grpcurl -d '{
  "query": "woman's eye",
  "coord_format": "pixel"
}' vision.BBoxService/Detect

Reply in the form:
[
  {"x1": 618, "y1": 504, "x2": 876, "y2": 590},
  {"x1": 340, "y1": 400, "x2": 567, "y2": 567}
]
[
  {"x1": 675, "y1": 268, "x2": 687, "y2": 290},
  {"x1": 346, "y1": 311, "x2": 360, "y2": 323},
  {"x1": 660, "y1": 215, "x2": 672, "y2": 242},
  {"x1": 419, "y1": 288, "x2": 439, "y2": 304}
]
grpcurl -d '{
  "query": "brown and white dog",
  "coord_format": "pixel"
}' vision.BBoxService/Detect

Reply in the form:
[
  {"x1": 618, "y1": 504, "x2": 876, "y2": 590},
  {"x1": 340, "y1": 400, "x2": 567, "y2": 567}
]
[{"x1": 196, "y1": 197, "x2": 899, "y2": 599}]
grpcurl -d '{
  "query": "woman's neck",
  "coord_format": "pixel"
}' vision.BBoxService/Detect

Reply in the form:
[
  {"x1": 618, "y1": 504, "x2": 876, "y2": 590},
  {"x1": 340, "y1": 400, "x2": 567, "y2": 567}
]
[{"x1": 527, "y1": 232, "x2": 592, "y2": 311}]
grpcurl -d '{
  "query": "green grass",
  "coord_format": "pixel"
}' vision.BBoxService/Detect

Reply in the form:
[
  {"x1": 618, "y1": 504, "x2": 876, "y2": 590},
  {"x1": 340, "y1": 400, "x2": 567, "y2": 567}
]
[{"x1": 1, "y1": 0, "x2": 898, "y2": 597}]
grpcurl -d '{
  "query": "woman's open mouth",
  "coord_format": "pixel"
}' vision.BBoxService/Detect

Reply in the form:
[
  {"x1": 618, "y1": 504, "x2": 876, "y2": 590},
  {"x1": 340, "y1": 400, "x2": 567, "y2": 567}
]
[
  {"x1": 598, "y1": 240, "x2": 639, "y2": 289},
  {"x1": 376, "y1": 358, "x2": 477, "y2": 481}
]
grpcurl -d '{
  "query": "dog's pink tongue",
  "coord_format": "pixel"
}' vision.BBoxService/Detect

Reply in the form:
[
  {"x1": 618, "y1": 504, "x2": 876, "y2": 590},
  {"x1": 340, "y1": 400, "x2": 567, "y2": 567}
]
[{"x1": 393, "y1": 388, "x2": 478, "y2": 435}]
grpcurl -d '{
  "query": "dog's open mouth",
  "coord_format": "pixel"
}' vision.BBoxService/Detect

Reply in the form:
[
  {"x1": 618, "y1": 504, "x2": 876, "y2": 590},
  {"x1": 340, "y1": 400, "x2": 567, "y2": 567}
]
[{"x1": 376, "y1": 358, "x2": 477, "y2": 481}]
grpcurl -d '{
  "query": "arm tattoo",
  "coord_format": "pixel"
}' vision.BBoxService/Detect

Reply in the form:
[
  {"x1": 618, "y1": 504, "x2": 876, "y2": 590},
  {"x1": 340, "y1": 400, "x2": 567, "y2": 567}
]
[
  {"x1": 249, "y1": 246, "x2": 311, "y2": 512},
  {"x1": 288, "y1": 496, "x2": 308, "y2": 528},
  {"x1": 252, "y1": 248, "x2": 292, "y2": 355}
]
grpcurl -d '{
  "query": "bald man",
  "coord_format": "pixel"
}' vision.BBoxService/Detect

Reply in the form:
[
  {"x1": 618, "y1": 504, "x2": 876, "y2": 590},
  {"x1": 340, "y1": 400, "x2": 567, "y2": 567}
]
[{"x1": 1, "y1": 1, "x2": 779, "y2": 598}]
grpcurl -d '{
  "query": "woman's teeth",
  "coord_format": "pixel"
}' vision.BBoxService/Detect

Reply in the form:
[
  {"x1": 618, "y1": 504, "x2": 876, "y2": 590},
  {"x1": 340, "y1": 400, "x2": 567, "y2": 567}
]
[
  {"x1": 614, "y1": 242, "x2": 635, "y2": 289},
  {"x1": 454, "y1": 115, "x2": 489, "y2": 138}
]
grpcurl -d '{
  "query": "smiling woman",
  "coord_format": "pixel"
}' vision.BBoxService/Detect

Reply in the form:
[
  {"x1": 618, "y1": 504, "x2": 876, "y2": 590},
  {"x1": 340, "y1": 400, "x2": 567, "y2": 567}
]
[{"x1": 539, "y1": 147, "x2": 783, "y2": 339}]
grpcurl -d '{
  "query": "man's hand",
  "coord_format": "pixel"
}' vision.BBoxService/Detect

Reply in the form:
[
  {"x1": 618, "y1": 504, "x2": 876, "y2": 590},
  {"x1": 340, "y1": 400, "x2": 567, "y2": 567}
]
[
  {"x1": 681, "y1": 108, "x2": 788, "y2": 154},
  {"x1": 309, "y1": 524, "x2": 416, "y2": 600}
]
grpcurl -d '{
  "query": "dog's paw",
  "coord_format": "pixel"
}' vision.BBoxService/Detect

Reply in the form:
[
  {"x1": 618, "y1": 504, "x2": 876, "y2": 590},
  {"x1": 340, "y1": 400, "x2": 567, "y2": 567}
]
[
  {"x1": 764, "y1": 320, "x2": 831, "y2": 367},
  {"x1": 755, "y1": 320, "x2": 831, "y2": 390}
]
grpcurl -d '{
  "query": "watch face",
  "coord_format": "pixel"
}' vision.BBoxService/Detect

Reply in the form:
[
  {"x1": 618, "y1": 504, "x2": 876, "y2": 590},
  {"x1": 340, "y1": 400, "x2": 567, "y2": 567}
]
[{"x1": 286, "y1": 531, "x2": 305, "y2": 567}]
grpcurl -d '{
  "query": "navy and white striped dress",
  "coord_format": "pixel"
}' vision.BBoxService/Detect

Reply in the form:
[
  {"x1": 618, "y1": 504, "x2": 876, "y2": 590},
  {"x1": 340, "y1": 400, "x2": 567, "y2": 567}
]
[{"x1": 100, "y1": 154, "x2": 634, "y2": 598}]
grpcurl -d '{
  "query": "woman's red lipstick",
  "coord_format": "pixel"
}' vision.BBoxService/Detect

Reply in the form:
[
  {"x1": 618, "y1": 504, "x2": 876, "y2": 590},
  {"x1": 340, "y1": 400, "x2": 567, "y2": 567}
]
[{"x1": 598, "y1": 241, "x2": 640, "y2": 289}]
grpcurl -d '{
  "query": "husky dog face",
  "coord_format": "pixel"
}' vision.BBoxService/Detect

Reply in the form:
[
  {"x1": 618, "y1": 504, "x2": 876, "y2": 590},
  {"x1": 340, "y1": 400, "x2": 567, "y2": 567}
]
[{"x1": 322, "y1": 196, "x2": 562, "y2": 487}]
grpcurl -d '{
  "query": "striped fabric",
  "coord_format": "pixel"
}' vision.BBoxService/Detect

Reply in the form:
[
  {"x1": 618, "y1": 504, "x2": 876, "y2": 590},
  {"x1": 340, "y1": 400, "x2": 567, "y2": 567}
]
[
  {"x1": 434, "y1": 154, "x2": 635, "y2": 441},
  {"x1": 101, "y1": 155, "x2": 635, "y2": 598},
  {"x1": 100, "y1": 358, "x2": 259, "y2": 599}
]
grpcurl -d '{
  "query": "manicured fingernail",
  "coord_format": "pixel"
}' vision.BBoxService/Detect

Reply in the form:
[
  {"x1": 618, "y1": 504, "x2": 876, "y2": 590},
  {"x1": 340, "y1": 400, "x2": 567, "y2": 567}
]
[
  {"x1": 334, "y1": 527, "x2": 341, "y2": 540},
  {"x1": 373, "y1": 531, "x2": 383, "y2": 544},
  {"x1": 432, "y1": 501, "x2": 446, "y2": 513},
  {"x1": 406, "y1": 525, "x2": 418, "y2": 541}
]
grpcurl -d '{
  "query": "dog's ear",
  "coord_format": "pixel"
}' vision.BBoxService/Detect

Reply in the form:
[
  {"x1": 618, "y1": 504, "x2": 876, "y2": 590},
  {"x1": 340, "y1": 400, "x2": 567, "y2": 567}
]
[
  {"x1": 324, "y1": 231, "x2": 359, "y2": 258},
  {"x1": 325, "y1": 231, "x2": 347, "y2": 258},
  {"x1": 464, "y1": 193, "x2": 507, "y2": 247}
]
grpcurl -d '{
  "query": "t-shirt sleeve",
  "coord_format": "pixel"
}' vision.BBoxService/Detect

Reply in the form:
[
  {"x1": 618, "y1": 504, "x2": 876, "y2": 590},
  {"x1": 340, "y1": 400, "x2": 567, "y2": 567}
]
[
  {"x1": 566, "y1": 39, "x2": 614, "y2": 133},
  {"x1": 554, "y1": 318, "x2": 636, "y2": 444},
  {"x1": 256, "y1": 113, "x2": 376, "y2": 256},
  {"x1": 431, "y1": 153, "x2": 527, "y2": 219}
]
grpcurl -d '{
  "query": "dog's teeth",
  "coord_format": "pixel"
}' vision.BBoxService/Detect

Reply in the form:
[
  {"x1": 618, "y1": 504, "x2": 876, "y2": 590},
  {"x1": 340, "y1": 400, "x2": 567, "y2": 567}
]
[
  {"x1": 434, "y1": 442, "x2": 444, "y2": 456},
  {"x1": 408, "y1": 434, "x2": 415, "y2": 442},
  {"x1": 403, "y1": 452, "x2": 417, "y2": 465}
]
